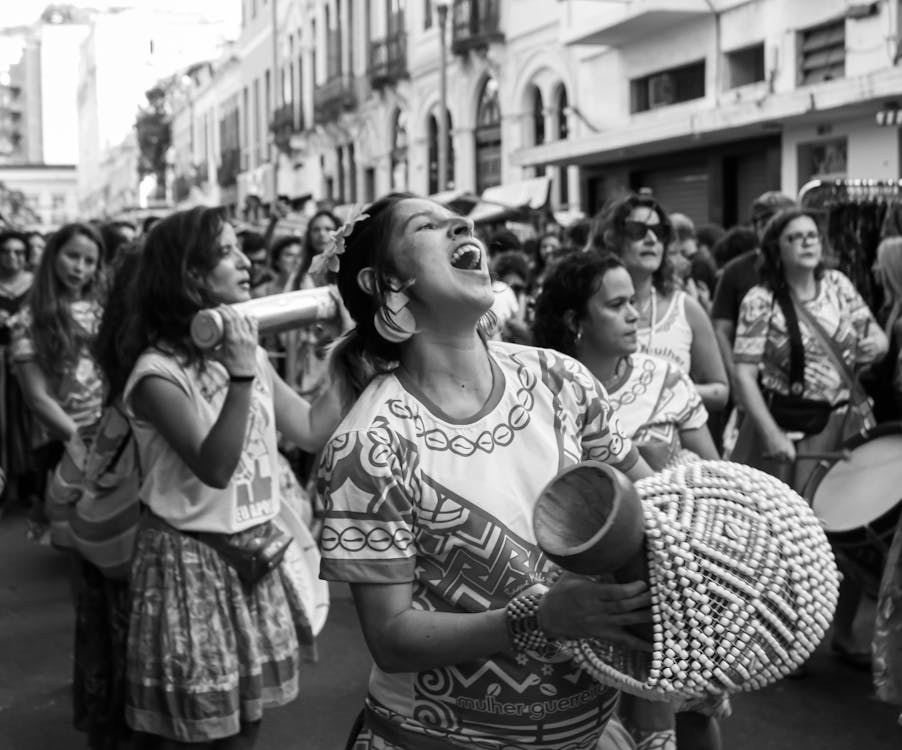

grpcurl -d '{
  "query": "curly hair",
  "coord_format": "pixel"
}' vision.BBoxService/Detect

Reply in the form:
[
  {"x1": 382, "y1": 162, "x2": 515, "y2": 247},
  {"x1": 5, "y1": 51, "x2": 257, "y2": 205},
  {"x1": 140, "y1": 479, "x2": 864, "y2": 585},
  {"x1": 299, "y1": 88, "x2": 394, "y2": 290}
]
[
  {"x1": 532, "y1": 252, "x2": 626, "y2": 358},
  {"x1": 95, "y1": 206, "x2": 229, "y2": 401},
  {"x1": 29, "y1": 223, "x2": 105, "y2": 380},
  {"x1": 591, "y1": 193, "x2": 675, "y2": 296},
  {"x1": 757, "y1": 208, "x2": 824, "y2": 291}
]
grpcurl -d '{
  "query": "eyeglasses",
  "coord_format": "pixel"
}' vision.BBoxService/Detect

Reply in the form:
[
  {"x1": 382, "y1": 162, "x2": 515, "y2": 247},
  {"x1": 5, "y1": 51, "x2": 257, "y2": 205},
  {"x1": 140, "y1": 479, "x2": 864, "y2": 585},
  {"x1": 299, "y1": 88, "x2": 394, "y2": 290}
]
[
  {"x1": 623, "y1": 221, "x2": 670, "y2": 243},
  {"x1": 782, "y1": 231, "x2": 821, "y2": 245}
]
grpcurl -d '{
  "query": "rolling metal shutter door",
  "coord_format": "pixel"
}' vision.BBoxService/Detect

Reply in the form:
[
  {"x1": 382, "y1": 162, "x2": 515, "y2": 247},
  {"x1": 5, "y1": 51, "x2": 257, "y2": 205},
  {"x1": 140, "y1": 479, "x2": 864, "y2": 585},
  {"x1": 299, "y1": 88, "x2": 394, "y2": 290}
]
[
  {"x1": 635, "y1": 165, "x2": 709, "y2": 224},
  {"x1": 735, "y1": 152, "x2": 772, "y2": 225}
]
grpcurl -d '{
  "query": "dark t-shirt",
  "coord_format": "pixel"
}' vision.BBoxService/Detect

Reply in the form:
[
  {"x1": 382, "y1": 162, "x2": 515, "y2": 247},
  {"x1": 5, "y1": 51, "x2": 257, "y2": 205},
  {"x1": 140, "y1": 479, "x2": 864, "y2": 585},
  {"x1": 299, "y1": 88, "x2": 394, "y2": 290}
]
[{"x1": 711, "y1": 250, "x2": 760, "y2": 326}]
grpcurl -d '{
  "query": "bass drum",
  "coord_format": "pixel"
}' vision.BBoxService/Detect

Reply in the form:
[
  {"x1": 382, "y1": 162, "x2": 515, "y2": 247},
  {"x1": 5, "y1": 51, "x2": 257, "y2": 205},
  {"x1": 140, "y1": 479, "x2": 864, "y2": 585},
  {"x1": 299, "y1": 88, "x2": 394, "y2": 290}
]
[{"x1": 805, "y1": 421, "x2": 902, "y2": 596}]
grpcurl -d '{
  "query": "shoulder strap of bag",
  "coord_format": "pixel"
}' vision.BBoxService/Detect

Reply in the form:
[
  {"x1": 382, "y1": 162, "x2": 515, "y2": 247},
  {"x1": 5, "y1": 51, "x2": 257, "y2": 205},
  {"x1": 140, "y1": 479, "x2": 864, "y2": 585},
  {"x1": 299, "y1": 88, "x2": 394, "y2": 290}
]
[
  {"x1": 773, "y1": 286, "x2": 806, "y2": 395},
  {"x1": 789, "y1": 289, "x2": 868, "y2": 405}
]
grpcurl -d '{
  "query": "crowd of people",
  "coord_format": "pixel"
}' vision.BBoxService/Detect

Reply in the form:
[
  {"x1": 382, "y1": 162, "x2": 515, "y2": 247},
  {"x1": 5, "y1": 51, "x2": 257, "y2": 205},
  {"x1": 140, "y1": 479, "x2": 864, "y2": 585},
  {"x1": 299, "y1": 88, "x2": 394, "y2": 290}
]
[{"x1": 1, "y1": 184, "x2": 901, "y2": 750}]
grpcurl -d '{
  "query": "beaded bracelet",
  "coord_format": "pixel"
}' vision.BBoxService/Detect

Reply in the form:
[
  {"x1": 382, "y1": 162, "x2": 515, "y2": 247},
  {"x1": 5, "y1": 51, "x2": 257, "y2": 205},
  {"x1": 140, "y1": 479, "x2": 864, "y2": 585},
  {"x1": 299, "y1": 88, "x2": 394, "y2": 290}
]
[{"x1": 505, "y1": 592, "x2": 558, "y2": 657}]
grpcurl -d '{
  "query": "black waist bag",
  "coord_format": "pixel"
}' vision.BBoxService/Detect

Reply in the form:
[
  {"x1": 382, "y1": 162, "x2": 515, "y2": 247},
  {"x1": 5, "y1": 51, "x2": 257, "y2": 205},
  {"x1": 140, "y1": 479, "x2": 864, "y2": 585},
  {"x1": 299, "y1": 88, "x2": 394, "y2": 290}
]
[
  {"x1": 764, "y1": 390, "x2": 833, "y2": 434},
  {"x1": 763, "y1": 287, "x2": 834, "y2": 436},
  {"x1": 197, "y1": 522, "x2": 293, "y2": 586}
]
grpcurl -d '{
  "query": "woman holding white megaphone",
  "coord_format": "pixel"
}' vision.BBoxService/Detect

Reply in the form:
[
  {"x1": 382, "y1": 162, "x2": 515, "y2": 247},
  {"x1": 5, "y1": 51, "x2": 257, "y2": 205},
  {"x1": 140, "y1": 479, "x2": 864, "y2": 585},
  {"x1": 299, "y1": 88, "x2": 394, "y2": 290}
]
[{"x1": 96, "y1": 206, "x2": 350, "y2": 749}]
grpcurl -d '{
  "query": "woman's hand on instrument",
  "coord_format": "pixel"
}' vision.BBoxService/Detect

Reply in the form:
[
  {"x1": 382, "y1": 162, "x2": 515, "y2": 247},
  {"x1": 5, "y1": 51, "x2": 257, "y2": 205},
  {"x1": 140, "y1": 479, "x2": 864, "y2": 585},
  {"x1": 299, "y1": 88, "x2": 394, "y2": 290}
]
[
  {"x1": 538, "y1": 572, "x2": 653, "y2": 651},
  {"x1": 762, "y1": 428, "x2": 796, "y2": 464},
  {"x1": 216, "y1": 306, "x2": 259, "y2": 378}
]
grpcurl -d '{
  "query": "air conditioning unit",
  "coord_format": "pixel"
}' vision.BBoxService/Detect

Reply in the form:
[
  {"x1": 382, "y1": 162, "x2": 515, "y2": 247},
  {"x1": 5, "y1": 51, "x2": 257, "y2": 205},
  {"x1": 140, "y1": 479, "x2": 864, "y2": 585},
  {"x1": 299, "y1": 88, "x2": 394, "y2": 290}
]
[{"x1": 649, "y1": 72, "x2": 676, "y2": 109}]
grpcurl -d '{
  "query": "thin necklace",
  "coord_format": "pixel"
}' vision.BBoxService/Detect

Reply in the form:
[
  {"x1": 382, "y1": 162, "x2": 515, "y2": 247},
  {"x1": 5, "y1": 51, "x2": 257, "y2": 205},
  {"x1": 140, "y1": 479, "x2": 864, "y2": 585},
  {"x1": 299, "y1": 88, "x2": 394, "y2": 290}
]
[
  {"x1": 603, "y1": 356, "x2": 631, "y2": 393},
  {"x1": 641, "y1": 288, "x2": 657, "y2": 353}
]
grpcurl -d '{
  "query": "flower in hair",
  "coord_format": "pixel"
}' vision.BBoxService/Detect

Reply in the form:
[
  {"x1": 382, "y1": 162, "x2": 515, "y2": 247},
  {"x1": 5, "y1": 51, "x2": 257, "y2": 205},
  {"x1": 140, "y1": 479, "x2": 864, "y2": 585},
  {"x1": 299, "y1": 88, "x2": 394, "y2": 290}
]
[{"x1": 308, "y1": 205, "x2": 370, "y2": 281}]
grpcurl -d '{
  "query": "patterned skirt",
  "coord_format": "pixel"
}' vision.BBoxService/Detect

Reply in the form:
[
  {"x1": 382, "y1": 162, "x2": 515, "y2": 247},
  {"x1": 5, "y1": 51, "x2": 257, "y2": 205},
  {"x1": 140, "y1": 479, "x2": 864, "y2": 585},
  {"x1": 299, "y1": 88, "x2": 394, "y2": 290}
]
[{"x1": 125, "y1": 521, "x2": 302, "y2": 743}]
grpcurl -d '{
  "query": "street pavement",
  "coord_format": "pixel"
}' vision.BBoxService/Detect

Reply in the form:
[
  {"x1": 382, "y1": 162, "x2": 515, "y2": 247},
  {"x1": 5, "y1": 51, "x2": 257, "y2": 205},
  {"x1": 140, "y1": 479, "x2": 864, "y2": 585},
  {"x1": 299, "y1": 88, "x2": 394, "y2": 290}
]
[{"x1": 0, "y1": 502, "x2": 899, "y2": 749}]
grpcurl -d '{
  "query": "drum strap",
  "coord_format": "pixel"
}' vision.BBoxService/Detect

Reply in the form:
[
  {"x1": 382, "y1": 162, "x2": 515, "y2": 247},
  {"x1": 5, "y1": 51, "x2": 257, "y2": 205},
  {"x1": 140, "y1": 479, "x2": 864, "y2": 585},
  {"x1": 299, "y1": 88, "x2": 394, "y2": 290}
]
[
  {"x1": 790, "y1": 294, "x2": 869, "y2": 403},
  {"x1": 790, "y1": 291, "x2": 876, "y2": 435}
]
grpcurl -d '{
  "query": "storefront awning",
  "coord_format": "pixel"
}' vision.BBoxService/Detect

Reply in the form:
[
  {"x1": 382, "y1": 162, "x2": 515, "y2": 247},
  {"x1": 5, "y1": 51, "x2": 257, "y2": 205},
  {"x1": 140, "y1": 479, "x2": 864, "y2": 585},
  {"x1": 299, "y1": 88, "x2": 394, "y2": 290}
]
[{"x1": 431, "y1": 177, "x2": 551, "y2": 224}]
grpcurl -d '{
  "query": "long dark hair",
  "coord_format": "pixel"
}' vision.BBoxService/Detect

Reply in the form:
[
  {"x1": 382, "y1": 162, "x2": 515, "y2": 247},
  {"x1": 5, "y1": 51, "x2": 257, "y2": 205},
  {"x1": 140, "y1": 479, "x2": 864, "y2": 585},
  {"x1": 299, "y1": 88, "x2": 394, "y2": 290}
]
[
  {"x1": 757, "y1": 208, "x2": 825, "y2": 291},
  {"x1": 533, "y1": 252, "x2": 626, "y2": 358},
  {"x1": 93, "y1": 240, "x2": 144, "y2": 404},
  {"x1": 330, "y1": 193, "x2": 417, "y2": 396},
  {"x1": 96, "y1": 206, "x2": 228, "y2": 401},
  {"x1": 295, "y1": 209, "x2": 340, "y2": 285},
  {"x1": 594, "y1": 193, "x2": 675, "y2": 296},
  {"x1": 29, "y1": 222, "x2": 105, "y2": 379}
]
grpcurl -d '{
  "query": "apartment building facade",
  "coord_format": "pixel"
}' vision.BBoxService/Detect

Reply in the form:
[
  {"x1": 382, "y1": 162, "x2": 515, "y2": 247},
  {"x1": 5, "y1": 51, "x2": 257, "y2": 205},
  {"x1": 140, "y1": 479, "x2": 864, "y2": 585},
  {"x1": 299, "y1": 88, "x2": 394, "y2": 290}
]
[{"x1": 167, "y1": 0, "x2": 902, "y2": 227}]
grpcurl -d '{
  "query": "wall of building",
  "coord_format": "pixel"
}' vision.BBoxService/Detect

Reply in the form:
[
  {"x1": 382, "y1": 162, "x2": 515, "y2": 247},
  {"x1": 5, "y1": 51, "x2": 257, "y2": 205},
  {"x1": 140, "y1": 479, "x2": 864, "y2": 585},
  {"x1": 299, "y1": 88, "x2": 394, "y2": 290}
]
[
  {"x1": 0, "y1": 164, "x2": 78, "y2": 227},
  {"x1": 39, "y1": 23, "x2": 88, "y2": 165},
  {"x1": 782, "y1": 114, "x2": 902, "y2": 197}
]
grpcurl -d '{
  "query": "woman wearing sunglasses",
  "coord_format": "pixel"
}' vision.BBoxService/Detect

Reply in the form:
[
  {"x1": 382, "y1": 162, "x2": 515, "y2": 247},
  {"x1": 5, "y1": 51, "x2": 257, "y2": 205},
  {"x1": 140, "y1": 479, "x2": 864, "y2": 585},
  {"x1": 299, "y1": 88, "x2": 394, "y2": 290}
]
[
  {"x1": 596, "y1": 194, "x2": 728, "y2": 413},
  {"x1": 732, "y1": 208, "x2": 885, "y2": 673}
]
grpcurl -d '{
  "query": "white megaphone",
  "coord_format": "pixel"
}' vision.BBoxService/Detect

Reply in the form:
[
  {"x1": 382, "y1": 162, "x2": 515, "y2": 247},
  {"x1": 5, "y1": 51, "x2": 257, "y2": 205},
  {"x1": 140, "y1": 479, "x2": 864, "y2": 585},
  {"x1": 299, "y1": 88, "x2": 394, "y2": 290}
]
[{"x1": 190, "y1": 288, "x2": 339, "y2": 350}]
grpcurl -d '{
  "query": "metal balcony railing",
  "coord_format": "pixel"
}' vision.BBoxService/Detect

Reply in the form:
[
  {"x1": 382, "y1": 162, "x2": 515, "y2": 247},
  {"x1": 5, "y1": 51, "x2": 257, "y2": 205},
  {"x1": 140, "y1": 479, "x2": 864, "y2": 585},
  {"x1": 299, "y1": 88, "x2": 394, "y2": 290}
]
[
  {"x1": 451, "y1": 0, "x2": 503, "y2": 56},
  {"x1": 369, "y1": 30, "x2": 408, "y2": 89},
  {"x1": 313, "y1": 76, "x2": 357, "y2": 125}
]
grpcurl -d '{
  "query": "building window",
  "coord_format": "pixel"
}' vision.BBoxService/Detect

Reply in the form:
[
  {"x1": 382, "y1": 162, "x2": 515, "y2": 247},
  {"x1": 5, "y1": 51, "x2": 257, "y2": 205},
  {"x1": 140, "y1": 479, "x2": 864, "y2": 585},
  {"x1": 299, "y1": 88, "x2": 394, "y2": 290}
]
[
  {"x1": 364, "y1": 167, "x2": 376, "y2": 202},
  {"x1": 727, "y1": 43, "x2": 765, "y2": 88},
  {"x1": 530, "y1": 85, "x2": 545, "y2": 146},
  {"x1": 348, "y1": 143, "x2": 357, "y2": 203},
  {"x1": 475, "y1": 76, "x2": 502, "y2": 195},
  {"x1": 555, "y1": 85, "x2": 568, "y2": 140},
  {"x1": 798, "y1": 19, "x2": 845, "y2": 85},
  {"x1": 297, "y1": 47, "x2": 305, "y2": 131},
  {"x1": 428, "y1": 109, "x2": 454, "y2": 194},
  {"x1": 630, "y1": 60, "x2": 705, "y2": 113},
  {"x1": 391, "y1": 109, "x2": 409, "y2": 191},
  {"x1": 424, "y1": 0, "x2": 433, "y2": 29},
  {"x1": 253, "y1": 78, "x2": 261, "y2": 164},
  {"x1": 798, "y1": 137, "x2": 847, "y2": 186},
  {"x1": 242, "y1": 85, "x2": 250, "y2": 170},
  {"x1": 336, "y1": 146, "x2": 345, "y2": 203}
]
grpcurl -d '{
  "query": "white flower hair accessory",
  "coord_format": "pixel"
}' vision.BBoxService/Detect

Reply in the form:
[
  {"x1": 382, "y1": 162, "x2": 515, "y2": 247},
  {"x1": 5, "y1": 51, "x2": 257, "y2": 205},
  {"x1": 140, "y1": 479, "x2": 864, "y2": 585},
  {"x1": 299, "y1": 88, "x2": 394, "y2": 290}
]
[{"x1": 308, "y1": 205, "x2": 370, "y2": 281}]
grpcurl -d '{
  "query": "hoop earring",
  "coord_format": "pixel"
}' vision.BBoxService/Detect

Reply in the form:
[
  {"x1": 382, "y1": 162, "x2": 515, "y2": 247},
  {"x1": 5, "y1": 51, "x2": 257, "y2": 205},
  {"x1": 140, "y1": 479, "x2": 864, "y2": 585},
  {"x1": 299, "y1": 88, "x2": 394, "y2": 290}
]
[{"x1": 373, "y1": 278, "x2": 417, "y2": 344}]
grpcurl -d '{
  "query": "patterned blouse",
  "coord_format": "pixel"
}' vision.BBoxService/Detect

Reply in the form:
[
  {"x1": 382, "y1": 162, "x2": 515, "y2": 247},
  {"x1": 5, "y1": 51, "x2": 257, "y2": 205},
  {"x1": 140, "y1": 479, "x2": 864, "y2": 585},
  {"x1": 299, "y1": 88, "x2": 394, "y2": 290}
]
[
  {"x1": 733, "y1": 270, "x2": 877, "y2": 406},
  {"x1": 10, "y1": 301, "x2": 104, "y2": 445},
  {"x1": 318, "y1": 341, "x2": 637, "y2": 750},
  {"x1": 609, "y1": 352, "x2": 707, "y2": 470}
]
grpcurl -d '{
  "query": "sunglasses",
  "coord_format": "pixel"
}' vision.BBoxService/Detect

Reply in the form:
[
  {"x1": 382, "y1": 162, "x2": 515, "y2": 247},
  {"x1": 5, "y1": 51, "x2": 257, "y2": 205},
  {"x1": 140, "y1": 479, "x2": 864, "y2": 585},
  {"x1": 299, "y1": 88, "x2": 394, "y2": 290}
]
[{"x1": 623, "y1": 220, "x2": 670, "y2": 243}]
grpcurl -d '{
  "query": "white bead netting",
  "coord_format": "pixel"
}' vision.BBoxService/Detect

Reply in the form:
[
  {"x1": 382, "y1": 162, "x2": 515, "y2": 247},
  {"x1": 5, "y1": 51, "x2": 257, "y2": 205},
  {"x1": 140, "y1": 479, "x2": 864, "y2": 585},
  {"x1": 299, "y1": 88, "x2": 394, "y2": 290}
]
[{"x1": 566, "y1": 460, "x2": 840, "y2": 700}]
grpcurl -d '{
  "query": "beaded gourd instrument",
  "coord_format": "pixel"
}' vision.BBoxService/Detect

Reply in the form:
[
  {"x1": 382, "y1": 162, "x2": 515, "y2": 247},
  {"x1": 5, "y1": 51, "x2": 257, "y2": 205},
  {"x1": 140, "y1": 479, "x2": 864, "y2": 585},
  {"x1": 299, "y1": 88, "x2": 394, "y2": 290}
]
[{"x1": 540, "y1": 460, "x2": 840, "y2": 700}]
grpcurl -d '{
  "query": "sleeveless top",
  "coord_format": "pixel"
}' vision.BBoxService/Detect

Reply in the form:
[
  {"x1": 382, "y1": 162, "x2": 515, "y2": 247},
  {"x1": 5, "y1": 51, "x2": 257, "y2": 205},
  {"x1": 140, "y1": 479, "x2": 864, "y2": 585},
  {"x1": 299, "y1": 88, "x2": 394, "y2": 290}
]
[{"x1": 636, "y1": 290, "x2": 694, "y2": 374}]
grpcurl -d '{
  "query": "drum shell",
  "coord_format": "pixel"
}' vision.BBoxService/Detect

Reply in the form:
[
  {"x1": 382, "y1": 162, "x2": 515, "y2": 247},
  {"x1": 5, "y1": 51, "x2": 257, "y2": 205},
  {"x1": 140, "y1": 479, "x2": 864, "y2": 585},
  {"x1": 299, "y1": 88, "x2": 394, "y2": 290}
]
[{"x1": 805, "y1": 421, "x2": 902, "y2": 595}]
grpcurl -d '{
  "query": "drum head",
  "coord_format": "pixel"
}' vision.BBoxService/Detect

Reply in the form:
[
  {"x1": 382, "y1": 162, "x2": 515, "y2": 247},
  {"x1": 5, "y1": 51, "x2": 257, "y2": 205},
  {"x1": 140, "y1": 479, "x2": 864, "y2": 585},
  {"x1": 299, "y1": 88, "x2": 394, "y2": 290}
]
[{"x1": 811, "y1": 431, "x2": 902, "y2": 533}]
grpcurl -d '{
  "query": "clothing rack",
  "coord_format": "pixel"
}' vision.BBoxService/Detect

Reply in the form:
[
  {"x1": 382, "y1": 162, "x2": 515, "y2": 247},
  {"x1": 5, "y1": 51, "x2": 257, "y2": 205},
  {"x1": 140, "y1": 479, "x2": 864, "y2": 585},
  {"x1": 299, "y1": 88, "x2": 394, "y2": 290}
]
[
  {"x1": 799, "y1": 179, "x2": 902, "y2": 211},
  {"x1": 797, "y1": 179, "x2": 902, "y2": 314}
]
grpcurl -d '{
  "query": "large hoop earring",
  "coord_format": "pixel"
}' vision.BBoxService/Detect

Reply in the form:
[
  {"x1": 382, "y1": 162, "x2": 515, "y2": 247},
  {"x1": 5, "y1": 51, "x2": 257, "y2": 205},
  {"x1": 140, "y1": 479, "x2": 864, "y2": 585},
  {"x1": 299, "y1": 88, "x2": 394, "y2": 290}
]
[{"x1": 373, "y1": 278, "x2": 417, "y2": 344}]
